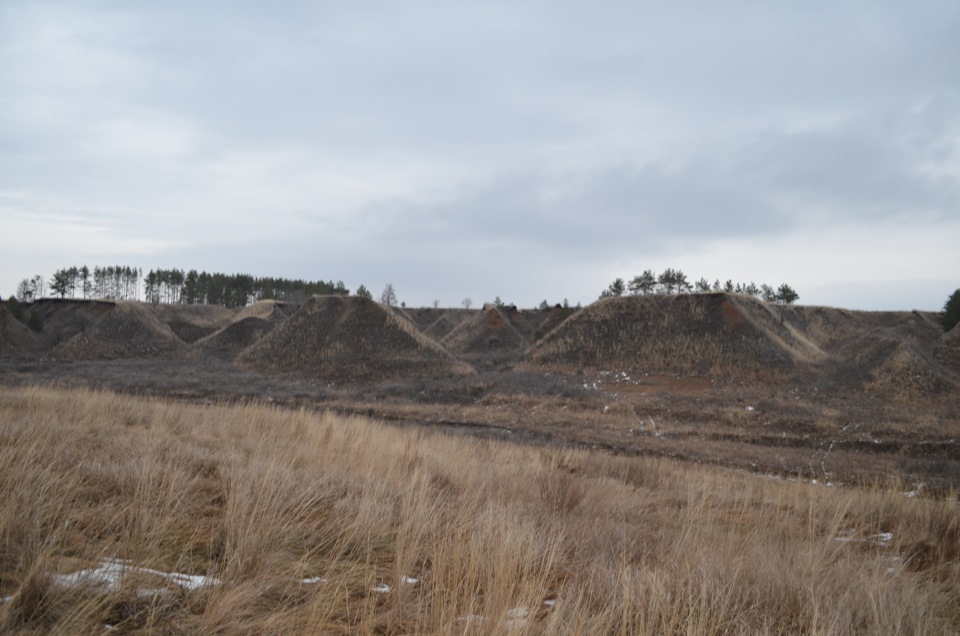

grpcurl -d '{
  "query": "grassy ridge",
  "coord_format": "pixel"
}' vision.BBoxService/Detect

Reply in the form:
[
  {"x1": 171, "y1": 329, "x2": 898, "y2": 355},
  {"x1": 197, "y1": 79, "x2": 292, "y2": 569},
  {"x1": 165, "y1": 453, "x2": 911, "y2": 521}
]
[{"x1": 1, "y1": 387, "x2": 958, "y2": 633}]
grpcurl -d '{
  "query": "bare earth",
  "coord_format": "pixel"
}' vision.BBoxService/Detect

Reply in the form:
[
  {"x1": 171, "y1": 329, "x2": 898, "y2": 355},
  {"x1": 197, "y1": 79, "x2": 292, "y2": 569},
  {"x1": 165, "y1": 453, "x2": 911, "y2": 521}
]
[{"x1": 2, "y1": 293, "x2": 958, "y2": 490}]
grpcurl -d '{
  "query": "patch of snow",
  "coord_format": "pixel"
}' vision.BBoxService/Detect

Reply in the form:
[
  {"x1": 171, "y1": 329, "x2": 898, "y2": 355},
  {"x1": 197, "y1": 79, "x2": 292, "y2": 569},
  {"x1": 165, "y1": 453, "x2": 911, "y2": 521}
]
[
  {"x1": 456, "y1": 614, "x2": 486, "y2": 625},
  {"x1": 51, "y1": 558, "x2": 220, "y2": 594},
  {"x1": 835, "y1": 530, "x2": 858, "y2": 543},
  {"x1": 505, "y1": 607, "x2": 530, "y2": 619},
  {"x1": 400, "y1": 575, "x2": 418, "y2": 585},
  {"x1": 543, "y1": 598, "x2": 556, "y2": 607},
  {"x1": 372, "y1": 583, "x2": 392, "y2": 593},
  {"x1": 873, "y1": 532, "x2": 894, "y2": 546},
  {"x1": 603, "y1": 405, "x2": 609, "y2": 414},
  {"x1": 1, "y1": 595, "x2": 12, "y2": 603},
  {"x1": 745, "y1": 406, "x2": 755, "y2": 412},
  {"x1": 300, "y1": 576, "x2": 327, "y2": 584}
]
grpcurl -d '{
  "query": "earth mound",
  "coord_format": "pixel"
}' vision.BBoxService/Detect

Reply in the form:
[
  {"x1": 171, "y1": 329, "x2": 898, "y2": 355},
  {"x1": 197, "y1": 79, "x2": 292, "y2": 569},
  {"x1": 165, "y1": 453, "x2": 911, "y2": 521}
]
[
  {"x1": 50, "y1": 301, "x2": 186, "y2": 360},
  {"x1": 26, "y1": 299, "x2": 115, "y2": 349},
  {"x1": 936, "y1": 324, "x2": 960, "y2": 373},
  {"x1": 236, "y1": 296, "x2": 473, "y2": 383},
  {"x1": 523, "y1": 293, "x2": 826, "y2": 379},
  {"x1": 533, "y1": 306, "x2": 577, "y2": 342},
  {"x1": 192, "y1": 301, "x2": 296, "y2": 361},
  {"x1": 816, "y1": 310, "x2": 952, "y2": 394},
  {"x1": 146, "y1": 303, "x2": 238, "y2": 343},
  {"x1": 441, "y1": 304, "x2": 530, "y2": 355},
  {"x1": 864, "y1": 341, "x2": 960, "y2": 401},
  {"x1": 0, "y1": 302, "x2": 41, "y2": 355}
]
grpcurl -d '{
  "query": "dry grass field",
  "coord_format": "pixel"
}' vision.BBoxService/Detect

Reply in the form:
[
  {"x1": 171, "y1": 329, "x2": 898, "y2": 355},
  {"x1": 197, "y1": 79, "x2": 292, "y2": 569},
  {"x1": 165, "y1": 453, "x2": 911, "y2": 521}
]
[{"x1": 1, "y1": 386, "x2": 958, "y2": 634}]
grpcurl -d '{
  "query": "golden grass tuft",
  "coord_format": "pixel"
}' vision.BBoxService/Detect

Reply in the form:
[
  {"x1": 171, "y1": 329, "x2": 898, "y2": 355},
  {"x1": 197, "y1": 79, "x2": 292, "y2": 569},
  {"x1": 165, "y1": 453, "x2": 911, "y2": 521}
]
[{"x1": 1, "y1": 386, "x2": 958, "y2": 633}]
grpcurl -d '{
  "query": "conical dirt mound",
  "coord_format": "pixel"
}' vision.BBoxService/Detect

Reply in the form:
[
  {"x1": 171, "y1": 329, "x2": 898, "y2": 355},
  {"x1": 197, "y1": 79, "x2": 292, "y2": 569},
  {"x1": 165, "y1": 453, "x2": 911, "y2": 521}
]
[
  {"x1": 935, "y1": 324, "x2": 960, "y2": 374},
  {"x1": 523, "y1": 293, "x2": 826, "y2": 379},
  {"x1": 192, "y1": 301, "x2": 295, "y2": 361},
  {"x1": 27, "y1": 299, "x2": 114, "y2": 349},
  {"x1": 146, "y1": 303, "x2": 238, "y2": 343},
  {"x1": 51, "y1": 301, "x2": 185, "y2": 360},
  {"x1": 236, "y1": 295, "x2": 473, "y2": 383},
  {"x1": 864, "y1": 341, "x2": 960, "y2": 401},
  {"x1": 441, "y1": 304, "x2": 530, "y2": 355},
  {"x1": 0, "y1": 303, "x2": 41, "y2": 355}
]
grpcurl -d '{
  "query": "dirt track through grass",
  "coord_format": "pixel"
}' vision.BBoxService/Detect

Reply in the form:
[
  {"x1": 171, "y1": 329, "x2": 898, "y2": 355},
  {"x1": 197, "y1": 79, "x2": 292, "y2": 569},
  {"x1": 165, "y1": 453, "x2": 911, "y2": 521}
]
[{"x1": 1, "y1": 386, "x2": 958, "y2": 634}]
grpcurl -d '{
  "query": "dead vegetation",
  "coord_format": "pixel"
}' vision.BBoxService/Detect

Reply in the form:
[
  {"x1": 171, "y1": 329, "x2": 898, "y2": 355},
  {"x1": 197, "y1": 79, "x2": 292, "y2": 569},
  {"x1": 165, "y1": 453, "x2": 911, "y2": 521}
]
[
  {"x1": 236, "y1": 295, "x2": 474, "y2": 383},
  {"x1": 1, "y1": 386, "x2": 958, "y2": 634},
  {"x1": 1, "y1": 293, "x2": 957, "y2": 491}
]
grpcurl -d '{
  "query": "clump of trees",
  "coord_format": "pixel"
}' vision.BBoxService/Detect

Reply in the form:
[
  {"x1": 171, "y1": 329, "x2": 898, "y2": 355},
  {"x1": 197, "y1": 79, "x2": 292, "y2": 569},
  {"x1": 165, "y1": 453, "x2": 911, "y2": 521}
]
[
  {"x1": 49, "y1": 266, "x2": 140, "y2": 300},
  {"x1": 38, "y1": 265, "x2": 348, "y2": 308},
  {"x1": 941, "y1": 288, "x2": 960, "y2": 332},
  {"x1": 143, "y1": 269, "x2": 348, "y2": 307},
  {"x1": 601, "y1": 268, "x2": 799, "y2": 304}
]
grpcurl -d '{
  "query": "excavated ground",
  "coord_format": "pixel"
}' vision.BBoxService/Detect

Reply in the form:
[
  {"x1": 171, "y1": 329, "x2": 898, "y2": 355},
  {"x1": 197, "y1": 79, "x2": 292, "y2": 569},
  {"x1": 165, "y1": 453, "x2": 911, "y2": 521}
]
[{"x1": 1, "y1": 295, "x2": 957, "y2": 491}]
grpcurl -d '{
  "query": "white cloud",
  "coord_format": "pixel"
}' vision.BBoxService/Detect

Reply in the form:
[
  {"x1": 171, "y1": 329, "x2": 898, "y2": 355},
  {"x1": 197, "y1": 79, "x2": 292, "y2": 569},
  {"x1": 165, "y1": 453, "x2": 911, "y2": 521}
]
[{"x1": 0, "y1": 0, "x2": 957, "y2": 309}]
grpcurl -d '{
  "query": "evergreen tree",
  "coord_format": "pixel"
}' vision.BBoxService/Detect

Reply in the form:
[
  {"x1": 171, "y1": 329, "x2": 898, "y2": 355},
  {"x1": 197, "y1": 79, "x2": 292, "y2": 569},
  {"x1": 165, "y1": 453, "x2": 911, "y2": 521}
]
[
  {"x1": 628, "y1": 270, "x2": 657, "y2": 295},
  {"x1": 49, "y1": 270, "x2": 70, "y2": 298},
  {"x1": 939, "y1": 289, "x2": 960, "y2": 331},
  {"x1": 355, "y1": 284, "x2": 373, "y2": 300},
  {"x1": 776, "y1": 284, "x2": 799, "y2": 305},
  {"x1": 600, "y1": 278, "x2": 625, "y2": 298}
]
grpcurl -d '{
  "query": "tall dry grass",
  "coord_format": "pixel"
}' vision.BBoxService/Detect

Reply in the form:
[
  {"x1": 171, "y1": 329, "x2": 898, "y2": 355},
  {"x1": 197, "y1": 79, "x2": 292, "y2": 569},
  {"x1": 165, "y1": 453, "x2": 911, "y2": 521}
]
[{"x1": 0, "y1": 386, "x2": 957, "y2": 634}]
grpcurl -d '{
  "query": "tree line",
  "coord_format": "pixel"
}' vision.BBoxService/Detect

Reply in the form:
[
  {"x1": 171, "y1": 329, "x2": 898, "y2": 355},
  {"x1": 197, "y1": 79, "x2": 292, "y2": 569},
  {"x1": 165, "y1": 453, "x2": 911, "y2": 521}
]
[
  {"x1": 14, "y1": 266, "x2": 348, "y2": 308},
  {"x1": 600, "y1": 268, "x2": 799, "y2": 304}
]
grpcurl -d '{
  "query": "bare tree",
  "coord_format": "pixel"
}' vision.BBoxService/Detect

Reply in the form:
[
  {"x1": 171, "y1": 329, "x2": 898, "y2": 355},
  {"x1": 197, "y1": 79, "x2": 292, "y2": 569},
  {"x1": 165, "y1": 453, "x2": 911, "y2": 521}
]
[
  {"x1": 32, "y1": 274, "x2": 45, "y2": 299},
  {"x1": 16, "y1": 278, "x2": 34, "y2": 302},
  {"x1": 380, "y1": 283, "x2": 397, "y2": 306},
  {"x1": 432, "y1": 299, "x2": 440, "y2": 308},
  {"x1": 461, "y1": 298, "x2": 473, "y2": 309}
]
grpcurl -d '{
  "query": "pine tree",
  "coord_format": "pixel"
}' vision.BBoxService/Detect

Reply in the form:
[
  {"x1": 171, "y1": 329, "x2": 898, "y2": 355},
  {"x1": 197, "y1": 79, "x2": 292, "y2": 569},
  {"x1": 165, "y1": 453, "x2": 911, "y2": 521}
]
[
  {"x1": 776, "y1": 284, "x2": 799, "y2": 305},
  {"x1": 939, "y1": 289, "x2": 960, "y2": 331}
]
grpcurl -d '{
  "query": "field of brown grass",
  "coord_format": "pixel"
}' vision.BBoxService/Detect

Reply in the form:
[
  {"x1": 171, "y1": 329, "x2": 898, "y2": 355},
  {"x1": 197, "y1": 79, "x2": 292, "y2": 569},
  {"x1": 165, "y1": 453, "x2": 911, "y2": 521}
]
[{"x1": 1, "y1": 386, "x2": 958, "y2": 634}]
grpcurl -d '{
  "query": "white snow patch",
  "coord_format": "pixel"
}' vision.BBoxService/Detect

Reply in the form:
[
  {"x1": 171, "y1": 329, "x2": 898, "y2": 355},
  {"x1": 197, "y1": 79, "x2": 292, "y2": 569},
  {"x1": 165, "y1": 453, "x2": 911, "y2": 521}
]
[
  {"x1": 51, "y1": 559, "x2": 220, "y2": 593},
  {"x1": 300, "y1": 576, "x2": 327, "y2": 584},
  {"x1": 372, "y1": 583, "x2": 391, "y2": 593},
  {"x1": 543, "y1": 598, "x2": 556, "y2": 607},
  {"x1": 400, "y1": 575, "x2": 419, "y2": 585},
  {"x1": 456, "y1": 614, "x2": 486, "y2": 625},
  {"x1": 873, "y1": 532, "x2": 894, "y2": 546},
  {"x1": 745, "y1": 406, "x2": 755, "y2": 412},
  {"x1": 834, "y1": 531, "x2": 894, "y2": 547},
  {"x1": 505, "y1": 607, "x2": 530, "y2": 619}
]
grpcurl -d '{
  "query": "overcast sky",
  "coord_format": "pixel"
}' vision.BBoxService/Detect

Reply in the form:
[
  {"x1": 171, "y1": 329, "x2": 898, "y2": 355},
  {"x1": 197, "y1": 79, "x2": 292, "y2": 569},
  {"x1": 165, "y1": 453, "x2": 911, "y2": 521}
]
[{"x1": 1, "y1": 1, "x2": 958, "y2": 311}]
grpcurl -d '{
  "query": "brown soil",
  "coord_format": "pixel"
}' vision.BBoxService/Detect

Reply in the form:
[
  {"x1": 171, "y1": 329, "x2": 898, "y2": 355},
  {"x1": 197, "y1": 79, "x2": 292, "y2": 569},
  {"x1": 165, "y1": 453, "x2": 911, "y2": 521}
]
[
  {"x1": 236, "y1": 295, "x2": 473, "y2": 383},
  {"x1": 523, "y1": 294, "x2": 823, "y2": 380},
  {"x1": 4, "y1": 293, "x2": 957, "y2": 489},
  {"x1": 191, "y1": 301, "x2": 298, "y2": 361},
  {"x1": 49, "y1": 301, "x2": 186, "y2": 361},
  {"x1": 27, "y1": 298, "x2": 115, "y2": 349},
  {"x1": 0, "y1": 303, "x2": 41, "y2": 354},
  {"x1": 935, "y1": 324, "x2": 960, "y2": 373},
  {"x1": 144, "y1": 302, "x2": 238, "y2": 343},
  {"x1": 441, "y1": 304, "x2": 531, "y2": 354}
]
